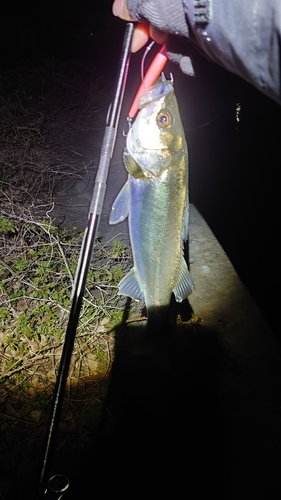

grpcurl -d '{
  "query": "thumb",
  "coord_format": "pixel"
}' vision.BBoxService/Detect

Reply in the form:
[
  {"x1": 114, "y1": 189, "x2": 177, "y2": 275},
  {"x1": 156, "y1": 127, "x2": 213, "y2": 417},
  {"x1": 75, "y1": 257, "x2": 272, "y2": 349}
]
[{"x1": 112, "y1": 0, "x2": 135, "y2": 21}]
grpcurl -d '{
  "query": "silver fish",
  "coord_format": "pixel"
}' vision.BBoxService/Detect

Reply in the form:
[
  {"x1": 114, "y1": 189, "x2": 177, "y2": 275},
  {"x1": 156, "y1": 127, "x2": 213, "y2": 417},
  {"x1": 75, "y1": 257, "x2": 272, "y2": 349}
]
[{"x1": 109, "y1": 75, "x2": 193, "y2": 320}]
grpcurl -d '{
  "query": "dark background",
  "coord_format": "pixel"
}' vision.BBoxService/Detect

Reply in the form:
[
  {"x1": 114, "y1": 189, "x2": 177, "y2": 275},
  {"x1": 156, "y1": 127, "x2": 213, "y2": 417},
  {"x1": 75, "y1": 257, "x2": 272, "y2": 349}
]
[{"x1": 1, "y1": 1, "x2": 280, "y2": 338}]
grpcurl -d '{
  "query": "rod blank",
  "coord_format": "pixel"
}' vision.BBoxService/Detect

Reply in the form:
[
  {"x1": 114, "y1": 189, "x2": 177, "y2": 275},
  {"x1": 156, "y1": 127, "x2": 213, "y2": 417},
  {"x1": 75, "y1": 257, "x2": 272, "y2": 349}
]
[{"x1": 37, "y1": 22, "x2": 134, "y2": 499}]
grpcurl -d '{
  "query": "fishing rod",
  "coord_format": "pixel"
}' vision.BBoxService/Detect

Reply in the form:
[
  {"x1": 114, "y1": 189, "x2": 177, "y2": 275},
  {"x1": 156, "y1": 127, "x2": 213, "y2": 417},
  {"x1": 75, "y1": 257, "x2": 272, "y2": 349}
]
[
  {"x1": 41, "y1": 475, "x2": 69, "y2": 499},
  {"x1": 36, "y1": 24, "x2": 169, "y2": 500},
  {"x1": 36, "y1": 22, "x2": 134, "y2": 499}
]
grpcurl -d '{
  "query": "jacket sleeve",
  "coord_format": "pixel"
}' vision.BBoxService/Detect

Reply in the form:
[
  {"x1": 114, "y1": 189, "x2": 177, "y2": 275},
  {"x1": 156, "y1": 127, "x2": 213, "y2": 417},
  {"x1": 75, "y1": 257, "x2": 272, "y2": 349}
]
[{"x1": 127, "y1": 0, "x2": 281, "y2": 105}]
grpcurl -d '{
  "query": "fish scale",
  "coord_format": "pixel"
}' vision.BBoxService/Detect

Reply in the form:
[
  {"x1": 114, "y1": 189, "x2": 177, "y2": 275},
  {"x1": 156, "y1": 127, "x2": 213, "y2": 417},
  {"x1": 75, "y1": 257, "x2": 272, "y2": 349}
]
[{"x1": 129, "y1": 173, "x2": 184, "y2": 306}]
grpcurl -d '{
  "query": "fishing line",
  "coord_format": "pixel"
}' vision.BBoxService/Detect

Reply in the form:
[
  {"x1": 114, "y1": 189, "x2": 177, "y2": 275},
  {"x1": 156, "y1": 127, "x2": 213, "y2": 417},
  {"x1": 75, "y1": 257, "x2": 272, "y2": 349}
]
[{"x1": 140, "y1": 40, "x2": 155, "y2": 95}]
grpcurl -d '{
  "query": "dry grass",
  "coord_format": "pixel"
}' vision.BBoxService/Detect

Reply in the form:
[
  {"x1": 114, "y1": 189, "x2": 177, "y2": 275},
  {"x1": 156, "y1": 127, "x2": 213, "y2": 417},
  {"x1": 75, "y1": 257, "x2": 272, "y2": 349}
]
[
  {"x1": 0, "y1": 58, "x2": 108, "y2": 215},
  {"x1": 0, "y1": 58, "x2": 132, "y2": 393},
  {"x1": 0, "y1": 59, "x2": 141, "y2": 499}
]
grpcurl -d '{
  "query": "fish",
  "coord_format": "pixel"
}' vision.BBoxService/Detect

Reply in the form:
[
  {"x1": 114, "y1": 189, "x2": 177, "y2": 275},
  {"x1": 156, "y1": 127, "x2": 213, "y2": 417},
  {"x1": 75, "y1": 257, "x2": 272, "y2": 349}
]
[{"x1": 109, "y1": 75, "x2": 193, "y2": 324}]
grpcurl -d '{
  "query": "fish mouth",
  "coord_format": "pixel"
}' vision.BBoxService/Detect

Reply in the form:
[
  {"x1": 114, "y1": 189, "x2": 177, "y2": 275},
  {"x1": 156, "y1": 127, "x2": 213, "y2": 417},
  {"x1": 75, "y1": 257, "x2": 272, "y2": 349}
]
[{"x1": 138, "y1": 79, "x2": 174, "y2": 109}]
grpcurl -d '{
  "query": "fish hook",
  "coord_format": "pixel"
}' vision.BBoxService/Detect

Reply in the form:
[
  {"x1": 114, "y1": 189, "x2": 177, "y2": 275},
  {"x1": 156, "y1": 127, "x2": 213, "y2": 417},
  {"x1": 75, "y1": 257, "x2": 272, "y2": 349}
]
[
  {"x1": 123, "y1": 116, "x2": 132, "y2": 137},
  {"x1": 161, "y1": 72, "x2": 173, "y2": 84}
]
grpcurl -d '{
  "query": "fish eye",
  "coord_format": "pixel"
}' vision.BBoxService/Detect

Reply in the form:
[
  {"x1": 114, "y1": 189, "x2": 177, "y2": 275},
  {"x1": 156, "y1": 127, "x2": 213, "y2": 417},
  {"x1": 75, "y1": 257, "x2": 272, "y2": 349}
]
[{"x1": 156, "y1": 111, "x2": 173, "y2": 128}]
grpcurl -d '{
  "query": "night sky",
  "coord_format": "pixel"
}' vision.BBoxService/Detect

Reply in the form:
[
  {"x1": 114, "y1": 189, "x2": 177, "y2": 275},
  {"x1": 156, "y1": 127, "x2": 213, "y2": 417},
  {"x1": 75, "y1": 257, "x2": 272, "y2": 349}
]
[{"x1": 2, "y1": 1, "x2": 280, "y2": 337}]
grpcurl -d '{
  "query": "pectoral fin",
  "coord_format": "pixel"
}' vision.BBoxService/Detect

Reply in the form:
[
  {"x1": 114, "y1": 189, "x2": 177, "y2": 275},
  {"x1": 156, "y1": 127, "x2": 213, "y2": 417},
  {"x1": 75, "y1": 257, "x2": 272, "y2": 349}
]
[
  {"x1": 109, "y1": 179, "x2": 130, "y2": 225},
  {"x1": 173, "y1": 256, "x2": 194, "y2": 302},
  {"x1": 118, "y1": 268, "x2": 144, "y2": 301}
]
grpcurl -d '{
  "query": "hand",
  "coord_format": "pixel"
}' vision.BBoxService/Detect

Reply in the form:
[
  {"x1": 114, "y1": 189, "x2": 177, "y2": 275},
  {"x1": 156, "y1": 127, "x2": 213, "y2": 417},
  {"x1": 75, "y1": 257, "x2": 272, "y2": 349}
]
[{"x1": 112, "y1": 0, "x2": 167, "y2": 52}]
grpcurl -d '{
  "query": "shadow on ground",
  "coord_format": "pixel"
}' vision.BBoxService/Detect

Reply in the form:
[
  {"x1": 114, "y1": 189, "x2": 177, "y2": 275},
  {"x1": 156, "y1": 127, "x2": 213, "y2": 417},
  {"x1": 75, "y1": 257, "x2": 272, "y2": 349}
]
[
  {"x1": 2, "y1": 299, "x2": 280, "y2": 500},
  {"x1": 68, "y1": 319, "x2": 222, "y2": 498},
  {"x1": 65, "y1": 307, "x2": 281, "y2": 500}
]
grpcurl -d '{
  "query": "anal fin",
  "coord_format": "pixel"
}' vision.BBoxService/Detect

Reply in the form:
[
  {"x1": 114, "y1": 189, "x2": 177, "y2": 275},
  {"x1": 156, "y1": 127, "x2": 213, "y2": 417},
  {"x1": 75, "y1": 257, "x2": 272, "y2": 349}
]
[{"x1": 118, "y1": 268, "x2": 144, "y2": 302}]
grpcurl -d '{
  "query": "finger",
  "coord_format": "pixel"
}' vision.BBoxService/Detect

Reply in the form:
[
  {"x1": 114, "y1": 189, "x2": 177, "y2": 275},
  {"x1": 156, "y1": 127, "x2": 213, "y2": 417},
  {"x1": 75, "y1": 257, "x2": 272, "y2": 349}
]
[
  {"x1": 112, "y1": 0, "x2": 134, "y2": 21},
  {"x1": 131, "y1": 23, "x2": 150, "y2": 52},
  {"x1": 149, "y1": 26, "x2": 167, "y2": 45}
]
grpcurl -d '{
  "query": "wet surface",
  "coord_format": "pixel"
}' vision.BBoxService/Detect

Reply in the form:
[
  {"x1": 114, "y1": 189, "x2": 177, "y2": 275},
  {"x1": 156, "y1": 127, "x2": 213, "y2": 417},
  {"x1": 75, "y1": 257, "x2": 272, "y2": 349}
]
[{"x1": 52, "y1": 125, "x2": 130, "y2": 245}]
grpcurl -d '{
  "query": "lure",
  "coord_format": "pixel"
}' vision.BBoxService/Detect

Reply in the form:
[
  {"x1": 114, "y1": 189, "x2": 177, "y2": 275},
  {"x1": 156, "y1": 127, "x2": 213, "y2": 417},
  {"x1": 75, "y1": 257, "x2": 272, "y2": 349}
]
[{"x1": 128, "y1": 44, "x2": 168, "y2": 119}]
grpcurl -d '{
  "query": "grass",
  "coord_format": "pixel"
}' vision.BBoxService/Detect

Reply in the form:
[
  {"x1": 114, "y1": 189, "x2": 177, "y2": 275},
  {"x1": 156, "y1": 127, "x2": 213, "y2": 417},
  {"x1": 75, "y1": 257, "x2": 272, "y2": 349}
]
[
  {"x1": 0, "y1": 56, "x2": 146, "y2": 500},
  {"x1": 0, "y1": 58, "x2": 137, "y2": 396},
  {"x1": 0, "y1": 212, "x2": 133, "y2": 393}
]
